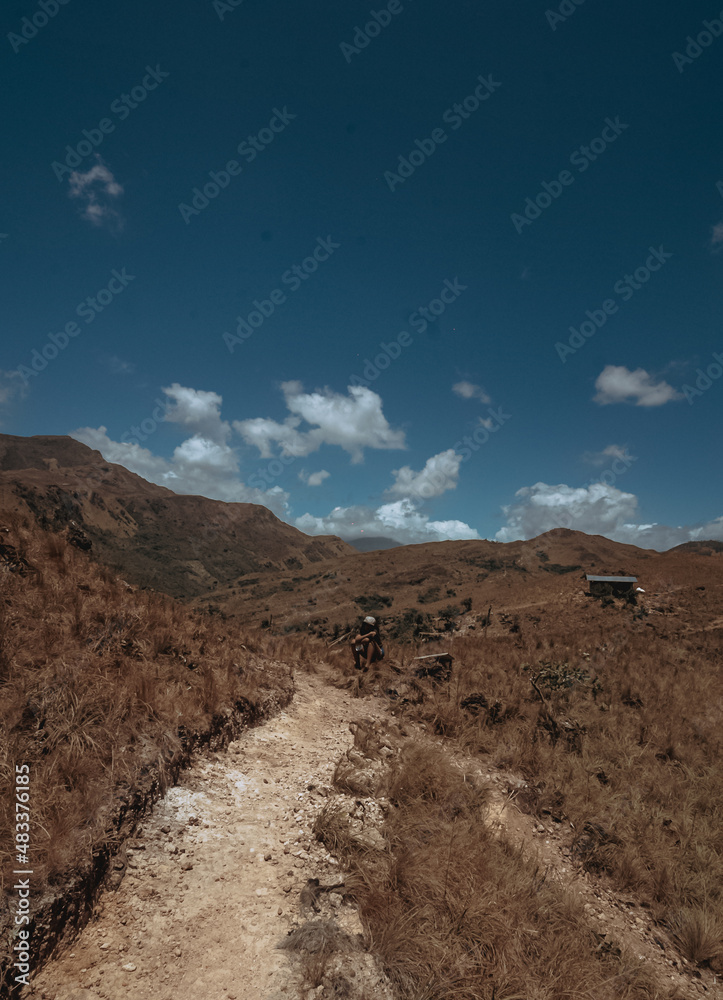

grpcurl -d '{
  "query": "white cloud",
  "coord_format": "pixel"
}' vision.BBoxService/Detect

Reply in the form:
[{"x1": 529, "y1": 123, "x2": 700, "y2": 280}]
[
  {"x1": 236, "y1": 415, "x2": 304, "y2": 460},
  {"x1": 162, "y1": 383, "x2": 230, "y2": 444},
  {"x1": 68, "y1": 158, "x2": 124, "y2": 229},
  {"x1": 295, "y1": 497, "x2": 479, "y2": 545},
  {"x1": 72, "y1": 416, "x2": 478, "y2": 545},
  {"x1": 614, "y1": 517, "x2": 723, "y2": 550},
  {"x1": 495, "y1": 481, "x2": 723, "y2": 550},
  {"x1": 70, "y1": 383, "x2": 290, "y2": 514},
  {"x1": 69, "y1": 382, "x2": 482, "y2": 544},
  {"x1": 172, "y1": 435, "x2": 236, "y2": 472},
  {"x1": 593, "y1": 365, "x2": 683, "y2": 407},
  {"x1": 711, "y1": 221, "x2": 723, "y2": 249},
  {"x1": 496, "y1": 482, "x2": 639, "y2": 543},
  {"x1": 453, "y1": 380, "x2": 491, "y2": 404},
  {"x1": 235, "y1": 382, "x2": 405, "y2": 463},
  {"x1": 388, "y1": 449, "x2": 462, "y2": 499},
  {"x1": 299, "y1": 469, "x2": 330, "y2": 487},
  {"x1": 582, "y1": 444, "x2": 635, "y2": 467}
]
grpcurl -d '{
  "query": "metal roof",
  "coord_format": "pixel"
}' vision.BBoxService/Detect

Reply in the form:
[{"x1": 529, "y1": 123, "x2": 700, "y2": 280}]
[{"x1": 586, "y1": 575, "x2": 637, "y2": 583}]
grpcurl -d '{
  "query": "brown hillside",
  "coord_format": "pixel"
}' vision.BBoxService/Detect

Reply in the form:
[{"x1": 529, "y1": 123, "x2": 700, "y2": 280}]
[
  {"x1": 207, "y1": 527, "x2": 723, "y2": 642},
  {"x1": 2, "y1": 435, "x2": 720, "y2": 647},
  {"x1": 0, "y1": 434, "x2": 353, "y2": 598}
]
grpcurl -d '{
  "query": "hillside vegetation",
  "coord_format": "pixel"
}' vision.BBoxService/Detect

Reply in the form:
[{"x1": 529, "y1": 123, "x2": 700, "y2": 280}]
[
  {"x1": 0, "y1": 515, "x2": 294, "y2": 988},
  {"x1": 0, "y1": 433, "x2": 352, "y2": 598},
  {"x1": 324, "y1": 614, "x2": 723, "y2": 995},
  {"x1": 2, "y1": 433, "x2": 722, "y2": 998}
]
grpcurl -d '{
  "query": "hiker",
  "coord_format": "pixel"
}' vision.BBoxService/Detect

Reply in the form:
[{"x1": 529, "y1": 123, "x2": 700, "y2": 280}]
[{"x1": 351, "y1": 615, "x2": 384, "y2": 670}]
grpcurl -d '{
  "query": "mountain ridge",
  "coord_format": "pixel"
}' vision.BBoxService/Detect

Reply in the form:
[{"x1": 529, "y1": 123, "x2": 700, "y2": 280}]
[
  {"x1": 0, "y1": 433, "x2": 353, "y2": 597},
  {"x1": 2, "y1": 434, "x2": 721, "y2": 638}
]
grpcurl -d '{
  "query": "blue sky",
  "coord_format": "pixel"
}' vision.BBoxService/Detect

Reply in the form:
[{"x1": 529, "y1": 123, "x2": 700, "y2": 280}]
[{"x1": 2, "y1": 0, "x2": 722, "y2": 548}]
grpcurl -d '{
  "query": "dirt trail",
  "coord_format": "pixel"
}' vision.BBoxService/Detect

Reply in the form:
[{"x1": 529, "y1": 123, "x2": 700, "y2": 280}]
[
  {"x1": 31, "y1": 670, "x2": 392, "y2": 1000},
  {"x1": 31, "y1": 667, "x2": 720, "y2": 1000}
]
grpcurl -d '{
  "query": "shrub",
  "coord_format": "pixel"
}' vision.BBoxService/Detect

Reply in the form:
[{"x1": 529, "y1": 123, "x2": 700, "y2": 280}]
[
  {"x1": 354, "y1": 593, "x2": 392, "y2": 613},
  {"x1": 541, "y1": 563, "x2": 582, "y2": 575},
  {"x1": 417, "y1": 586, "x2": 440, "y2": 604}
]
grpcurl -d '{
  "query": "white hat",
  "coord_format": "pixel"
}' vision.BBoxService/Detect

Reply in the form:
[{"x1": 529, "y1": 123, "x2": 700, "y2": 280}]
[{"x1": 364, "y1": 616, "x2": 376, "y2": 624}]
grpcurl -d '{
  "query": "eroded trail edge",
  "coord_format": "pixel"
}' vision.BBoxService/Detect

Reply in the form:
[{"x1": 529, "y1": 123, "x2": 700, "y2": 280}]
[{"x1": 32, "y1": 671, "x2": 393, "y2": 1000}]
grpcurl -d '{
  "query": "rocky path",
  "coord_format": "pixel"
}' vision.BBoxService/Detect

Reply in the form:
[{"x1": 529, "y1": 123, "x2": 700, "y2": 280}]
[
  {"x1": 31, "y1": 670, "x2": 392, "y2": 1000},
  {"x1": 29, "y1": 666, "x2": 720, "y2": 1000}
]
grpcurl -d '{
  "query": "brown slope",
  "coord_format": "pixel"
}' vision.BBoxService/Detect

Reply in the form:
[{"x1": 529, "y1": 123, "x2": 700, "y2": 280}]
[
  {"x1": 0, "y1": 432, "x2": 104, "y2": 472},
  {"x1": 207, "y1": 528, "x2": 723, "y2": 640},
  {"x1": 0, "y1": 433, "x2": 353, "y2": 597}
]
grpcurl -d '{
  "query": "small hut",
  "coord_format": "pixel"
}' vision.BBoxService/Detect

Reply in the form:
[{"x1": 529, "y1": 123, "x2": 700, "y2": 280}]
[{"x1": 586, "y1": 574, "x2": 637, "y2": 598}]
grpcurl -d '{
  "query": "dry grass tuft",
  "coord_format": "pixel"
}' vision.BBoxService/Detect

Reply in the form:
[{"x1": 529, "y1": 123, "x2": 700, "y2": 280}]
[
  {"x1": 278, "y1": 919, "x2": 358, "y2": 992},
  {"x1": 277, "y1": 918, "x2": 353, "y2": 954},
  {"x1": 668, "y1": 908, "x2": 722, "y2": 967}
]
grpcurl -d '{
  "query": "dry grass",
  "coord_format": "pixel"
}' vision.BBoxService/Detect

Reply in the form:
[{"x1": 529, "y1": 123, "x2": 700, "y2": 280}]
[
  {"x1": 355, "y1": 623, "x2": 723, "y2": 977},
  {"x1": 318, "y1": 732, "x2": 663, "y2": 999},
  {"x1": 0, "y1": 519, "x2": 293, "y2": 894},
  {"x1": 668, "y1": 908, "x2": 722, "y2": 967}
]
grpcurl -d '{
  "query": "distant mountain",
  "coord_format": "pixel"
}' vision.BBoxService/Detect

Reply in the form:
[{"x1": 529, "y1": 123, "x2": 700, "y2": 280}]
[
  {"x1": 206, "y1": 525, "x2": 723, "y2": 637},
  {"x1": 345, "y1": 536, "x2": 402, "y2": 552},
  {"x1": 671, "y1": 540, "x2": 723, "y2": 555},
  {"x1": 0, "y1": 434, "x2": 353, "y2": 597}
]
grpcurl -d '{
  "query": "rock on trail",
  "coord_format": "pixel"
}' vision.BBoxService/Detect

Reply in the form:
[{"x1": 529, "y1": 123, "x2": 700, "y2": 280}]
[{"x1": 32, "y1": 672, "x2": 392, "y2": 1000}]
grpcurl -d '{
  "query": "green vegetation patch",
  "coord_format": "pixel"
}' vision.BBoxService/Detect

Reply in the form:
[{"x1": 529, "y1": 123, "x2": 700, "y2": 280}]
[
  {"x1": 354, "y1": 593, "x2": 392, "y2": 613},
  {"x1": 541, "y1": 563, "x2": 583, "y2": 574}
]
